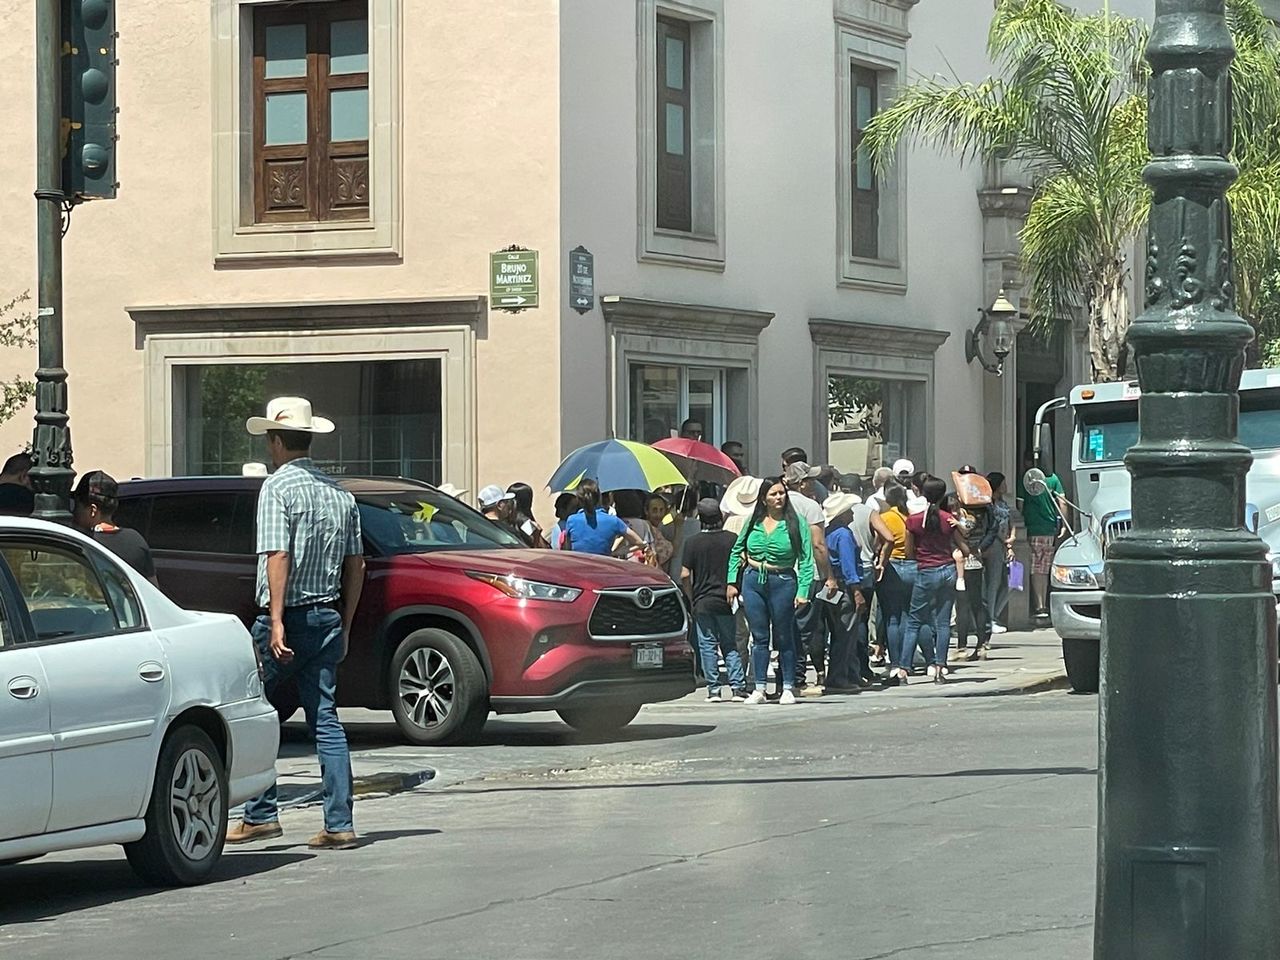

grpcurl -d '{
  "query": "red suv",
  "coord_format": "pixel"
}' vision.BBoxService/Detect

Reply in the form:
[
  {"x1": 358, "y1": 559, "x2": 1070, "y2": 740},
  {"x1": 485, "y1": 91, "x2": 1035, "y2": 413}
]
[{"x1": 114, "y1": 477, "x2": 694, "y2": 744}]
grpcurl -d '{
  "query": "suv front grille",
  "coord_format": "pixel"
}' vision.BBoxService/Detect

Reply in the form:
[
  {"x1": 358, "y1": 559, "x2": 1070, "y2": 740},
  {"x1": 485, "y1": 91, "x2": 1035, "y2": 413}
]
[
  {"x1": 1103, "y1": 514, "x2": 1132, "y2": 547},
  {"x1": 588, "y1": 587, "x2": 686, "y2": 639}
]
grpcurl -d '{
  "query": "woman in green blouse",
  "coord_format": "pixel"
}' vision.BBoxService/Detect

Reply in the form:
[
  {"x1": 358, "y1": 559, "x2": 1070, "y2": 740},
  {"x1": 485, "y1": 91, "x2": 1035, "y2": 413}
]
[{"x1": 726, "y1": 477, "x2": 816, "y2": 705}]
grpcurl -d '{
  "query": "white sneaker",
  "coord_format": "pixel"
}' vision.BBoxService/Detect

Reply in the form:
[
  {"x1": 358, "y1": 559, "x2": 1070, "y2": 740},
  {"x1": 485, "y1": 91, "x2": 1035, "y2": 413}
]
[
  {"x1": 780, "y1": 689, "x2": 797, "y2": 705},
  {"x1": 926, "y1": 665, "x2": 938, "y2": 680},
  {"x1": 744, "y1": 690, "x2": 766, "y2": 705},
  {"x1": 992, "y1": 622, "x2": 1008, "y2": 634}
]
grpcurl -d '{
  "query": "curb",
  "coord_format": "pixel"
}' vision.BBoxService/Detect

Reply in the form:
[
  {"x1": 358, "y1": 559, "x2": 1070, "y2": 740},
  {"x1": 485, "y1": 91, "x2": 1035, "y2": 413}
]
[{"x1": 941, "y1": 670, "x2": 1071, "y2": 698}]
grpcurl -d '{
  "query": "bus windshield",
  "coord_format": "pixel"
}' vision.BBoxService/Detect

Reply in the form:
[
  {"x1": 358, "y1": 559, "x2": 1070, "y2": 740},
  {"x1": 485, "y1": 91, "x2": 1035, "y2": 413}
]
[{"x1": 1078, "y1": 387, "x2": 1280, "y2": 464}]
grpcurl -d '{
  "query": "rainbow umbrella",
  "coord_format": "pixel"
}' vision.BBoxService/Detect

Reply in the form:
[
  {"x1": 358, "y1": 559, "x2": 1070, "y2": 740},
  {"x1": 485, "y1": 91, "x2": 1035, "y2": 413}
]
[{"x1": 548, "y1": 439, "x2": 687, "y2": 493}]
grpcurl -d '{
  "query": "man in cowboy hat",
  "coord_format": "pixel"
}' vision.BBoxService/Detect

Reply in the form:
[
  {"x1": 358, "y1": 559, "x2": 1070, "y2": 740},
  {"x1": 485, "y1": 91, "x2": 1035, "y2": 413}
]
[{"x1": 227, "y1": 396, "x2": 364, "y2": 851}]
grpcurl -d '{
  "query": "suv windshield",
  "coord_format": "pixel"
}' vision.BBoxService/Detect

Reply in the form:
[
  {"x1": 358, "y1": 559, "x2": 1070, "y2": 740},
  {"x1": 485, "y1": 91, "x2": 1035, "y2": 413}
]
[
  {"x1": 357, "y1": 490, "x2": 523, "y2": 555},
  {"x1": 1079, "y1": 389, "x2": 1280, "y2": 464}
]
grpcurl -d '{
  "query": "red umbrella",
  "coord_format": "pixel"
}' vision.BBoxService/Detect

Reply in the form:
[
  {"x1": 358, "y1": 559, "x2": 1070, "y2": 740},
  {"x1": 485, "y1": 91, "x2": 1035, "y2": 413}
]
[{"x1": 651, "y1": 437, "x2": 741, "y2": 486}]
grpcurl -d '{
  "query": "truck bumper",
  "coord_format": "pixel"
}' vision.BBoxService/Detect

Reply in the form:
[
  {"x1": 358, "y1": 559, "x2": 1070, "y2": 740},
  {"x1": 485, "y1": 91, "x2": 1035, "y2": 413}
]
[{"x1": 1051, "y1": 589, "x2": 1102, "y2": 641}]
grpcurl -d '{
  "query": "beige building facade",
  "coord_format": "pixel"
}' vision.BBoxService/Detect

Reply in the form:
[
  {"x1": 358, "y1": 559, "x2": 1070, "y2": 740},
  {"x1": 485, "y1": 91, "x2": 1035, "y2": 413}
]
[{"x1": 0, "y1": 0, "x2": 1143, "y2": 505}]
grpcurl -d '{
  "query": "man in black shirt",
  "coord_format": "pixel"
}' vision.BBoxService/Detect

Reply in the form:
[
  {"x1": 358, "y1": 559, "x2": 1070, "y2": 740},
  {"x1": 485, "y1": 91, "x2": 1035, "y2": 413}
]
[
  {"x1": 72, "y1": 470, "x2": 158, "y2": 584},
  {"x1": 0, "y1": 452, "x2": 34, "y2": 517},
  {"x1": 680, "y1": 499, "x2": 746, "y2": 702}
]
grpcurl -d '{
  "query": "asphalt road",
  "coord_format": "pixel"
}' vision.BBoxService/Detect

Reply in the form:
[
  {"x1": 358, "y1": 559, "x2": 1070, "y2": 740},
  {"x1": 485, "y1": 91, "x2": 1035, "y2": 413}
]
[{"x1": 0, "y1": 689, "x2": 1100, "y2": 960}]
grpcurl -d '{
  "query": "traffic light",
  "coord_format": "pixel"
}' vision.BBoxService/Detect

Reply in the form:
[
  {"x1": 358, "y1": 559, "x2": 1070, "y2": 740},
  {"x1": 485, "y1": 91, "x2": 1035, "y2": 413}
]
[{"x1": 61, "y1": 0, "x2": 117, "y2": 200}]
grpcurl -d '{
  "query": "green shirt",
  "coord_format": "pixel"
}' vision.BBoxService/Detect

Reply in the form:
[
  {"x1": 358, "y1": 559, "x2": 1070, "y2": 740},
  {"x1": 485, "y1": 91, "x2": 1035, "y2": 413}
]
[
  {"x1": 1017, "y1": 472, "x2": 1064, "y2": 536},
  {"x1": 727, "y1": 517, "x2": 816, "y2": 585}
]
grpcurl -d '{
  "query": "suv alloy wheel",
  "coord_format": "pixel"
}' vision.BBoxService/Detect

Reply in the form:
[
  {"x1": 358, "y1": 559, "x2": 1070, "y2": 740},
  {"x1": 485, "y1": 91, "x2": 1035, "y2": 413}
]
[{"x1": 388, "y1": 628, "x2": 489, "y2": 745}]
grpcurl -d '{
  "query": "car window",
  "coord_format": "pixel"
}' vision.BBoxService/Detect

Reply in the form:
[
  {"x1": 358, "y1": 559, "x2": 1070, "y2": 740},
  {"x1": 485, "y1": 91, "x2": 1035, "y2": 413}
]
[
  {"x1": 89, "y1": 551, "x2": 145, "y2": 631},
  {"x1": 1, "y1": 541, "x2": 120, "y2": 642},
  {"x1": 357, "y1": 491, "x2": 523, "y2": 554},
  {"x1": 230, "y1": 493, "x2": 259, "y2": 555},
  {"x1": 114, "y1": 495, "x2": 153, "y2": 539},
  {"x1": 148, "y1": 493, "x2": 238, "y2": 554}
]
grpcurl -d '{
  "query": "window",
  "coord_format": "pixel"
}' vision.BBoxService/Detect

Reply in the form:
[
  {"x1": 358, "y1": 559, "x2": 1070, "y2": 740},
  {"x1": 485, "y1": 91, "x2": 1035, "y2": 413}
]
[
  {"x1": 2, "y1": 542, "x2": 122, "y2": 642},
  {"x1": 850, "y1": 65, "x2": 879, "y2": 260},
  {"x1": 253, "y1": 1, "x2": 369, "y2": 224},
  {"x1": 629, "y1": 363, "x2": 725, "y2": 446},
  {"x1": 357, "y1": 491, "x2": 523, "y2": 556},
  {"x1": 637, "y1": 0, "x2": 724, "y2": 268},
  {"x1": 90, "y1": 554, "x2": 145, "y2": 631},
  {"x1": 174, "y1": 359, "x2": 443, "y2": 483},
  {"x1": 826, "y1": 374, "x2": 926, "y2": 481},
  {"x1": 148, "y1": 494, "x2": 242, "y2": 554},
  {"x1": 656, "y1": 17, "x2": 692, "y2": 232}
]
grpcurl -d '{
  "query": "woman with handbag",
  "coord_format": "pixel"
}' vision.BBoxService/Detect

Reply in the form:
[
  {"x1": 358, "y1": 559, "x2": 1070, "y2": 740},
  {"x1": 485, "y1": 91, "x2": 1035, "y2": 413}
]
[{"x1": 726, "y1": 478, "x2": 816, "y2": 705}]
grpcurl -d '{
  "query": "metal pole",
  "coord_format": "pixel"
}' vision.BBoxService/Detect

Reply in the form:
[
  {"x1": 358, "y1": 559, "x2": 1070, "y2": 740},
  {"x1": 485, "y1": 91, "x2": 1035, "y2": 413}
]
[
  {"x1": 1095, "y1": 1, "x2": 1280, "y2": 956},
  {"x1": 31, "y1": 0, "x2": 74, "y2": 521}
]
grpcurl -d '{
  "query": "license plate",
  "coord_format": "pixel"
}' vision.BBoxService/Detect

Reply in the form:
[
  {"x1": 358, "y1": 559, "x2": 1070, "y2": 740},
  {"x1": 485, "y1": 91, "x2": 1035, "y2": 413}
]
[{"x1": 632, "y1": 643, "x2": 664, "y2": 669}]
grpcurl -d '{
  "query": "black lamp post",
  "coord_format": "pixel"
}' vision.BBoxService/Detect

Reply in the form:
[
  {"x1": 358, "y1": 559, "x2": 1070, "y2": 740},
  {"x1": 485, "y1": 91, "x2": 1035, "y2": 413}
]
[
  {"x1": 1095, "y1": 1, "x2": 1280, "y2": 957},
  {"x1": 966, "y1": 290, "x2": 1017, "y2": 376}
]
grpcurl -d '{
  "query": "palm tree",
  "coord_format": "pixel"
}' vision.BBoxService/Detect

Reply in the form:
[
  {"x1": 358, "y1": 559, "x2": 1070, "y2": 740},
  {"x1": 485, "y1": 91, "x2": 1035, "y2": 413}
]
[{"x1": 863, "y1": 0, "x2": 1280, "y2": 381}]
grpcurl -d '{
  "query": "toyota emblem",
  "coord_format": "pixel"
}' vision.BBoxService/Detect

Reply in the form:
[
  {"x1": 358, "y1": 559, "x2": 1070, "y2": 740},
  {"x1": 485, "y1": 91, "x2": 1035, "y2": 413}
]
[{"x1": 635, "y1": 588, "x2": 655, "y2": 609}]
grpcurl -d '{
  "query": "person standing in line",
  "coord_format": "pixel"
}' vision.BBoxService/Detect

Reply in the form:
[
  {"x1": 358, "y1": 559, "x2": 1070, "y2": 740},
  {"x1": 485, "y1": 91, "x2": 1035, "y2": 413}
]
[
  {"x1": 784, "y1": 460, "x2": 838, "y2": 688},
  {"x1": 680, "y1": 418, "x2": 704, "y2": 441},
  {"x1": 983, "y1": 472, "x2": 1014, "y2": 636},
  {"x1": 849, "y1": 480, "x2": 894, "y2": 685},
  {"x1": 478, "y1": 485, "x2": 519, "y2": 532},
  {"x1": 877, "y1": 483, "x2": 917, "y2": 685},
  {"x1": 682, "y1": 499, "x2": 747, "y2": 702},
  {"x1": 227, "y1": 397, "x2": 365, "y2": 850},
  {"x1": 547, "y1": 492, "x2": 580, "y2": 550},
  {"x1": 900, "y1": 477, "x2": 969, "y2": 683},
  {"x1": 563, "y1": 479, "x2": 654, "y2": 559},
  {"x1": 0, "y1": 452, "x2": 34, "y2": 516},
  {"x1": 781, "y1": 447, "x2": 830, "y2": 503},
  {"x1": 865, "y1": 466, "x2": 895, "y2": 510},
  {"x1": 952, "y1": 466, "x2": 993, "y2": 658},
  {"x1": 506, "y1": 482, "x2": 550, "y2": 548},
  {"x1": 820, "y1": 492, "x2": 864, "y2": 695},
  {"x1": 721, "y1": 440, "x2": 747, "y2": 475},
  {"x1": 645, "y1": 491, "x2": 678, "y2": 572},
  {"x1": 727, "y1": 478, "x2": 815, "y2": 705},
  {"x1": 1016, "y1": 455, "x2": 1066, "y2": 624},
  {"x1": 721, "y1": 475, "x2": 762, "y2": 689},
  {"x1": 71, "y1": 470, "x2": 159, "y2": 584}
]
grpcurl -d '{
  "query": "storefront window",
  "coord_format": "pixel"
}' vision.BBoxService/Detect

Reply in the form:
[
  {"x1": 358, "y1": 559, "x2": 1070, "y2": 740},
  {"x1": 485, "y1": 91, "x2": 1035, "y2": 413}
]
[
  {"x1": 629, "y1": 363, "x2": 724, "y2": 444},
  {"x1": 175, "y1": 359, "x2": 443, "y2": 481},
  {"x1": 826, "y1": 374, "x2": 924, "y2": 478}
]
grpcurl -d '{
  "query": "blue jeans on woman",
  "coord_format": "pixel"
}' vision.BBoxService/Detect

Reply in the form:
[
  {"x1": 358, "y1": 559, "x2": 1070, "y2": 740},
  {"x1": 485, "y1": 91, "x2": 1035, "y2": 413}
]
[
  {"x1": 243, "y1": 605, "x2": 354, "y2": 833},
  {"x1": 741, "y1": 570, "x2": 799, "y2": 690},
  {"x1": 900, "y1": 564, "x2": 957, "y2": 671},
  {"x1": 694, "y1": 611, "x2": 747, "y2": 695},
  {"x1": 880, "y1": 558, "x2": 917, "y2": 671}
]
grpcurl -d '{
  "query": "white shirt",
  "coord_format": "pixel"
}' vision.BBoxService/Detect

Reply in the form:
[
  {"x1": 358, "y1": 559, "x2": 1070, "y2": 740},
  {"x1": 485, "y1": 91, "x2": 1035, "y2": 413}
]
[
  {"x1": 849, "y1": 503, "x2": 877, "y2": 568},
  {"x1": 907, "y1": 494, "x2": 928, "y2": 515},
  {"x1": 788, "y1": 492, "x2": 825, "y2": 583}
]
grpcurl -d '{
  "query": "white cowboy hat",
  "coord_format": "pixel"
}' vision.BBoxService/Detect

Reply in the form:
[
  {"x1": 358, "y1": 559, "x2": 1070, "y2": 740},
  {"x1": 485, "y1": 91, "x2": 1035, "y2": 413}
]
[
  {"x1": 246, "y1": 396, "x2": 336, "y2": 436},
  {"x1": 721, "y1": 475, "x2": 763, "y2": 518},
  {"x1": 241, "y1": 462, "x2": 269, "y2": 478},
  {"x1": 436, "y1": 483, "x2": 468, "y2": 500},
  {"x1": 823, "y1": 491, "x2": 860, "y2": 526}
]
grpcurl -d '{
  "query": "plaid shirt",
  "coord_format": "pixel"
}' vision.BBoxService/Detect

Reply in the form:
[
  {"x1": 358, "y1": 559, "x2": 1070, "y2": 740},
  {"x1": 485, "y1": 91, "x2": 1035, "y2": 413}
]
[{"x1": 256, "y1": 458, "x2": 362, "y2": 608}]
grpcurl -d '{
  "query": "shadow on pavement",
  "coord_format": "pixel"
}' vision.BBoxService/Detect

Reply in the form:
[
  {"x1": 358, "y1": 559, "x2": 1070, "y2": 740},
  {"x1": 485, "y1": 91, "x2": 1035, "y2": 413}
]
[
  {"x1": 279, "y1": 720, "x2": 716, "y2": 753},
  {"x1": 0, "y1": 851, "x2": 311, "y2": 925},
  {"x1": 254, "y1": 827, "x2": 442, "y2": 853},
  {"x1": 444, "y1": 765, "x2": 1097, "y2": 795}
]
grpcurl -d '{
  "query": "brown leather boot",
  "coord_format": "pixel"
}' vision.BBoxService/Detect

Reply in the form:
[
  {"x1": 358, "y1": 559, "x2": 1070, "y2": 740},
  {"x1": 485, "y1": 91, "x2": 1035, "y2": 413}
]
[
  {"x1": 307, "y1": 830, "x2": 359, "y2": 850},
  {"x1": 226, "y1": 820, "x2": 283, "y2": 844}
]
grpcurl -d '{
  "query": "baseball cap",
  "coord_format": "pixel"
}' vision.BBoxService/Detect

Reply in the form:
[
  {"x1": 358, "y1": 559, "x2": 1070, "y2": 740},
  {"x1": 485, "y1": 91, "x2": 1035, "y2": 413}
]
[
  {"x1": 696, "y1": 497, "x2": 723, "y2": 524},
  {"x1": 958, "y1": 464, "x2": 978, "y2": 475},
  {"x1": 892, "y1": 458, "x2": 915, "y2": 477},
  {"x1": 477, "y1": 484, "x2": 515, "y2": 509},
  {"x1": 783, "y1": 461, "x2": 821, "y2": 486},
  {"x1": 73, "y1": 469, "x2": 119, "y2": 505}
]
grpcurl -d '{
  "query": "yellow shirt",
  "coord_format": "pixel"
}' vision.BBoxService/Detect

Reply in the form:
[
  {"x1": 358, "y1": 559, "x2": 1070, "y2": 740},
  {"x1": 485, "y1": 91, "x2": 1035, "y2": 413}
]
[{"x1": 882, "y1": 508, "x2": 909, "y2": 560}]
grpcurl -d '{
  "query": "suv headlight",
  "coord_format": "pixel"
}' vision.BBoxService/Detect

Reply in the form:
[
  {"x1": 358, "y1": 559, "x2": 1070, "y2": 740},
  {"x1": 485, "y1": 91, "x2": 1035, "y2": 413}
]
[
  {"x1": 466, "y1": 571, "x2": 582, "y2": 602},
  {"x1": 1051, "y1": 564, "x2": 1100, "y2": 589}
]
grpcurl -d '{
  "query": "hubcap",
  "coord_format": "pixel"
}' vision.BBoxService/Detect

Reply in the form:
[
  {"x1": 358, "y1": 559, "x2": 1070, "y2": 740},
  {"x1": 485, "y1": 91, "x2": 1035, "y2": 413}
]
[
  {"x1": 169, "y1": 748, "x2": 221, "y2": 861},
  {"x1": 399, "y1": 648, "x2": 455, "y2": 729}
]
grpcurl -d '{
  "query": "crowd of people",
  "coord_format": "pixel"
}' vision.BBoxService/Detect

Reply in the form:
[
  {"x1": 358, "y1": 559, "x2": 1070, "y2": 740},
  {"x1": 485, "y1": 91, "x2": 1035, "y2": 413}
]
[{"x1": 472, "y1": 437, "x2": 1057, "y2": 704}]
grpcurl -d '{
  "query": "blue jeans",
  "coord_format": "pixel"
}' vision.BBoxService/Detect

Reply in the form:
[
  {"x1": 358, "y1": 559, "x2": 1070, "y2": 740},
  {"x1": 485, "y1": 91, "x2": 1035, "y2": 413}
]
[
  {"x1": 900, "y1": 565, "x2": 957, "y2": 670},
  {"x1": 880, "y1": 559, "x2": 917, "y2": 670},
  {"x1": 793, "y1": 580, "x2": 824, "y2": 684},
  {"x1": 243, "y1": 606, "x2": 354, "y2": 833},
  {"x1": 741, "y1": 571, "x2": 799, "y2": 690},
  {"x1": 851, "y1": 575, "x2": 876, "y2": 680},
  {"x1": 694, "y1": 611, "x2": 746, "y2": 694}
]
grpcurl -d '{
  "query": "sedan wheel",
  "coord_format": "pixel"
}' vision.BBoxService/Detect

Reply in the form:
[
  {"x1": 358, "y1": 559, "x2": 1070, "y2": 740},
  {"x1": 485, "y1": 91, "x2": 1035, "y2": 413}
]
[
  {"x1": 388, "y1": 628, "x2": 488, "y2": 746},
  {"x1": 124, "y1": 725, "x2": 228, "y2": 886}
]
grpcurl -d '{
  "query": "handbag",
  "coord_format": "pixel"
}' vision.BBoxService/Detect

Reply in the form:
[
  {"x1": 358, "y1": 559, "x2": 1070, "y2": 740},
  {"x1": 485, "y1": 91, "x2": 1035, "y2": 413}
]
[{"x1": 1008, "y1": 559, "x2": 1026, "y2": 592}]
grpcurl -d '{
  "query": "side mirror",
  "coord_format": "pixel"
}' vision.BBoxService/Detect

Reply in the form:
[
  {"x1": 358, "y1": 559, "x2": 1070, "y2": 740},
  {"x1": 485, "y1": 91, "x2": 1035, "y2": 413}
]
[
  {"x1": 1023, "y1": 467, "x2": 1048, "y2": 498},
  {"x1": 1036, "y1": 422, "x2": 1054, "y2": 475}
]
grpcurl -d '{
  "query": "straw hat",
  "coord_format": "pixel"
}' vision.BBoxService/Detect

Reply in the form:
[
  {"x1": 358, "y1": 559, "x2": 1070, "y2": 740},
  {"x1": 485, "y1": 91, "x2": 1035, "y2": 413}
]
[
  {"x1": 721, "y1": 475, "x2": 763, "y2": 518},
  {"x1": 246, "y1": 396, "x2": 335, "y2": 436},
  {"x1": 822, "y1": 492, "x2": 860, "y2": 526}
]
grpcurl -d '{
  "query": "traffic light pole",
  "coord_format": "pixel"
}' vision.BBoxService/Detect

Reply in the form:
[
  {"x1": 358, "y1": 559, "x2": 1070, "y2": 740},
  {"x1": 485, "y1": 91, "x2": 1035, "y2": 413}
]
[
  {"x1": 1095, "y1": 1, "x2": 1280, "y2": 956},
  {"x1": 32, "y1": 0, "x2": 74, "y2": 521}
]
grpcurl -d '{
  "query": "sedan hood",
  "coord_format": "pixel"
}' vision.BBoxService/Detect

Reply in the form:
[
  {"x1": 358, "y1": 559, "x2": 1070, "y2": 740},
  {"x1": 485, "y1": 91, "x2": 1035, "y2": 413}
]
[{"x1": 412, "y1": 549, "x2": 676, "y2": 589}]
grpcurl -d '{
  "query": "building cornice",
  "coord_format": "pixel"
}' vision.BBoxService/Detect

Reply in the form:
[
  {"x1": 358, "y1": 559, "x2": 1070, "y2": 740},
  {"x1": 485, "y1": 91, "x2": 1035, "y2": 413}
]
[
  {"x1": 809, "y1": 317, "x2": 949, "y2": 358},
  {"x1": 600, "y1": 296, "x2": 774, "y2": 343},
  {"x1": 128, "y1": 297, "x2": 486, "y2": 338},
  {"x1": 978, "y1": 185, "x2": 1034, "y2": 220},
  {"x1": 833, "y1": 0, "x2": 917, "y2": 43}
]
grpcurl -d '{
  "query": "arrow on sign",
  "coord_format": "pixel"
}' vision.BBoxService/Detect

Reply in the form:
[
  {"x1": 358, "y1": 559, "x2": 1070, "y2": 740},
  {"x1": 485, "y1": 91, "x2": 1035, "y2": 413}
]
[
  {"x1": 574, "y1": 297, "x2": 590, "y2": 307},
  {"x1": 500, "y1": 296, "x2": 528, "y2": 306}
]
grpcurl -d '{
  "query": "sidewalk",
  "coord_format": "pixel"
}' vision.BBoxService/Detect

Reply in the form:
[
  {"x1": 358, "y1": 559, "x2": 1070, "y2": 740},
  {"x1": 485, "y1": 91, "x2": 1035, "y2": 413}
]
[{"x1": 887, "y1": 626, "x2": 1068, "y2": 699}]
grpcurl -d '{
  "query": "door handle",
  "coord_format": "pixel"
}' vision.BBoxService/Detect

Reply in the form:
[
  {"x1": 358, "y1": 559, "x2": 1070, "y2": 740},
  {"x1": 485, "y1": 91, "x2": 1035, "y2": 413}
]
[
  {"x1": 138, "y1": 662, "x2": 166, "y2": 683},
  {"x1": 7, "y1": 676, "x2": 39, "y2": 700}
]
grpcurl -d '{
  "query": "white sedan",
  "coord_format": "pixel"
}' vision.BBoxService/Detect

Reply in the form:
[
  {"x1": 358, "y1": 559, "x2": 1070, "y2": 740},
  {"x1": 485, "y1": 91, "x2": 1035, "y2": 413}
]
[{"x1": 0, "y1": 517, "x2": 279, "y2": 885}]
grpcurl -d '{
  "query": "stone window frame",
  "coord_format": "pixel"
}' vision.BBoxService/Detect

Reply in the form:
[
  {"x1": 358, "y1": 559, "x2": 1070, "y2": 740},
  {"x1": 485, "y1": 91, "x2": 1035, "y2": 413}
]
[
  {"x1": 835, "y1": 0, "x2": 914, "y2": 294},
  {"x1": 635, "y1": 0, "x2": 727, "y2": 271},
  {"x1": 601, "y1": 297, "x2": 773, "y2": 469},
  {"x1": 212, "y1": 0, "x2": 402, "y2": 263},
  {"x1": 809, "y1": 317, "x2": 948, "y2": 467},
  {"x1": 127, "y1": 297, "x2": 480, "y2": 491}
]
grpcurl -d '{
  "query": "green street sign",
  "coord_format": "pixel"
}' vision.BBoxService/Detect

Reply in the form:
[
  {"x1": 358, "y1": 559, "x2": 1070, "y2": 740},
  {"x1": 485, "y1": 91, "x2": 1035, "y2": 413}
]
[{"x1": 490, "y1": 248, "x2": 539, "y2": 311}]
